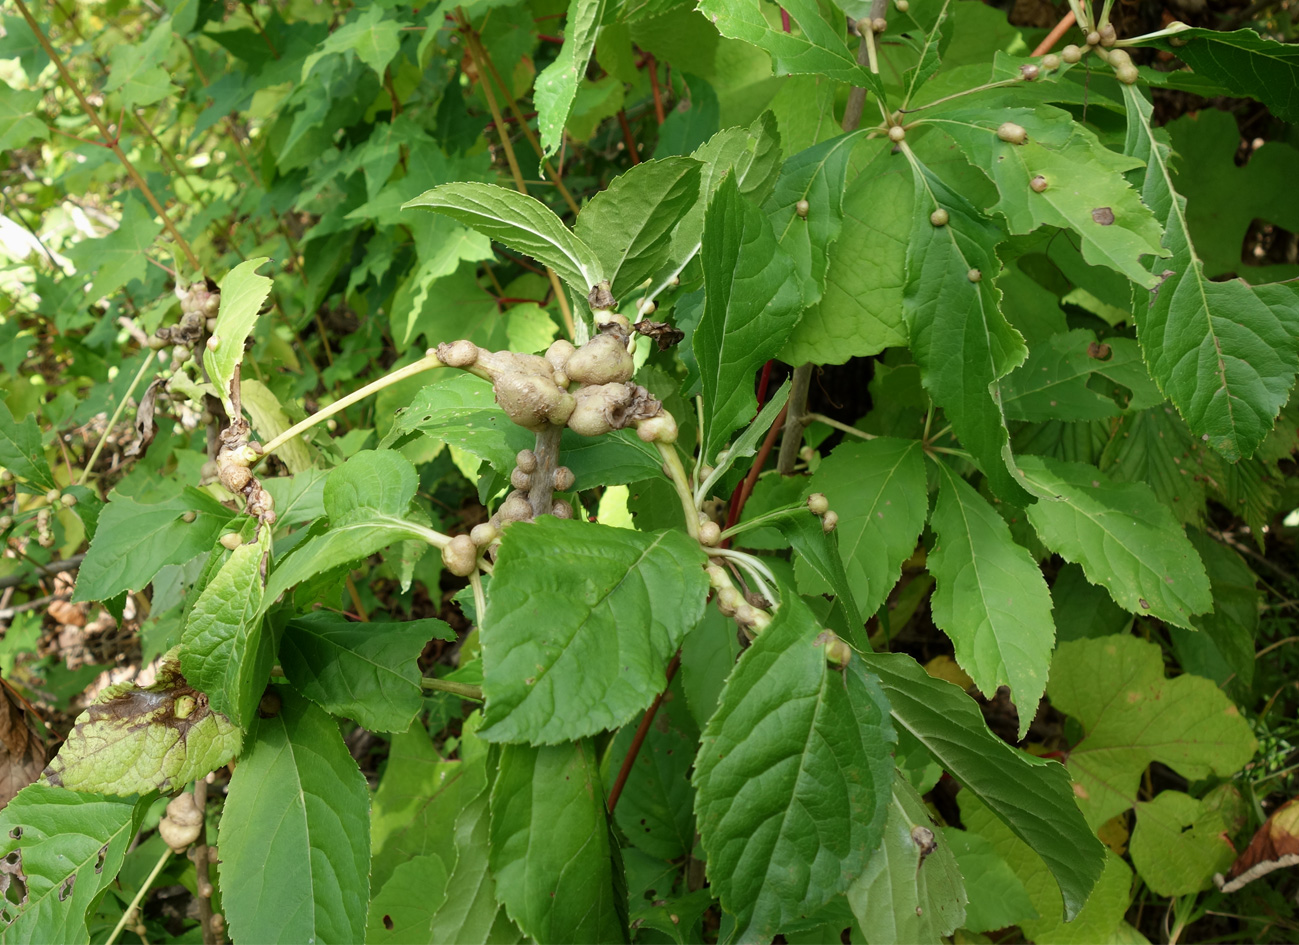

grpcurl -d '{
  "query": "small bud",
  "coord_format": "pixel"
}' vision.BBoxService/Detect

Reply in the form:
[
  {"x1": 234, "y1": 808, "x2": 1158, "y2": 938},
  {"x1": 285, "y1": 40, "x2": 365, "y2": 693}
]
[
  {"x1": 1019, "y1": 64, "x2": 1039, "y2": 80},
  {"x1": 45, "y1": 488, "x2": 61, "y2": 505},
  {"x1": 930, "y1": 208, "x2": 949, "y2": 227},
  {"x1": 1116, "y1": 62, "x2": 1139, "y2": 84},
  {"x1": 553, "y1": 466, "x2": 575, "y2": 491},
  {"x1": 0, "y1": 516, "x2": 11, "y2": 530},
  {"x1": 856, "y1": 16, "x2": 872, "y2": 34},
  {"x1": 668, "y1": 275, "x2": 681, "y2": 287},
  {"x1": 1061, "y1": 44, "x2": 1083, "y2": 63},
  {"x1": 717, "y1": 585, "x2": 743, "y2": 617},
  {"x1": 441, "y1": 534, "x2": 479, "y2": 577},
  {"x1": 172, "y1": 345, "x2": 190, "y2": 363},
  {"x1": 470, "y1": 522, "x2": 498, "y2": 546},
  {"x1": 699, "y1": 521, "x2": 721, "y2": 546},
  {"x1": 565, "y1": 334, "x2": 635, "y2": 386},
  {"x1": 510, "y1": 467, "x2": 533, "y2": 491},
  {"x1": 148, "y1": 333, "x2": 170, "y2": 350},
  {"x1": 1042, "y1": 53, "x2": 1061, "y2": 71},
  {"x1": 872, "y1": 17, "x2": 887, "y2": 33},
  {"x1": 807, "y1": 493, "x2": 829, "y2": 515},
  {"x1": 637, "y1": 298, "x2": 657, "y2": 318},
  {"x1": 436, "y1": 339, "x2": 479, "y2": 368},
  {"x1": 894, "y1": 0, "x2": 908, "y2": 10},
  {"x1": 818, "y1": 631, "x2": 852, "y2": 667},
  {"x1": 219, "y1": 533, "x2": 243, "y2": 550},
  {"x1": 516, "y1": 449, "x2": 538, "y2": 473},
  {"x1": 1169, "y1": 34, "x2": 1189, "y2": 47},
  {"x1": 499, "y1": 492, "x2": 533, "y2": 523},
  {"x1": 1099, "y1": 23, "x2": 1116, "y2": 46},
  {"x1": 551, "y1": 499, "x2": 574, "y2": 519},
  {"x1": 545, "y1": 339, "x2": 575, "y2": 372},
  {"x1": 59, "y1": 492, "x2": 76, "y2": 508},
  {"x1": 206, "y1": 335, "x2": 219, "y2": 351},
  {"x1": 206, "y1": 317, "x2": 218, "y2": 332},
  {"x1": 159, "y1": 793, "x2": 204, "y2": 853},
  {"x1": 1107, "y1": 48, "x2": 1132, "y2": 68},
  {"x1": 822, "y1": 510, "x2": 839, "y2": 533},
  {"x1": 795, "y1": 199, "x2": 810, "y2": 218},
  {"x1": 997, "y1": 122, "x2": 1028, "y2": 144},
  {"x1": 967, "y1": 268, "x2": 982, "y2": 282},
  {"x1": 1086, "y1": 30, "x2": 1100, "y2": 46},
  {"x1": 1030, "y1": 175, "x2": 1049, "y2": 193},
  {"x1": 888, "y1": 125, "x2": 906, "y2": 143}
]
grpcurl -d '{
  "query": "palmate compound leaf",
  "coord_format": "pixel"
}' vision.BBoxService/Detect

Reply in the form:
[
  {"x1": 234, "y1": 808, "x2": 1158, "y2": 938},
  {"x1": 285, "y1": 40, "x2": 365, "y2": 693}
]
[
  {"x1": 73, "y1": 487, "x2": 236, "y2": 602},
  {"x1": 41, "y1": 650, "x2": 240, "y2": 796},
  {"x1": 924, "y1": 105, "x2": 1167, "y2": 287},
  {"x1": 927, "y1": 459, "x2": 1055, "y2": 739},
  {"x1": 490, "y1": 740, "x2": 629, "y2": 944},
  {"x1": 858, "y1": 651, "x2": 1105, "y2": 921},
  {"x1": 847, "y1": 773, "x2": 968, "y2": 945},
  {"x1": 403, "y1": 182, "x2": 603, "y2": 296},
  {"x1": 696, "y1": 173, "x2": 804, "y2": 462},
  {"x1": 0, "y1": 785, "x2": 146, "y2": 943},
  {"x1": 179, "y1": 526, "x2": 271, "y2": 730},
  {"x1": 899, "y1": 146, "x2": 1030, "y2": 504},
  {"x1": 534, "y1": 0, "x2": 606, "y2": 159},
  {"x1": 478, "y1": 518, "x2": 708, "y2": 744},
  {"x1": 1018, "y1": 454, "x2": 1212, "y2": 630},
  {"x1": 280, "y1": 612, "x2": 454, "y2": 733},
  {"x1": 203, "y1": 257, "x2": 272, "y2": 413},
  {"x1": 1047, "y1": 635, "x2": 1258, "y2": 832},
  {"x1": 219, "y1": 686, "x2": 370, "y2": 945},
  {"x1": 1121, "y1": 84, "x2": 1299, "y2": 462},
  {"x1": 693, "y1": 591, "x2": 895, "y2": 943}
]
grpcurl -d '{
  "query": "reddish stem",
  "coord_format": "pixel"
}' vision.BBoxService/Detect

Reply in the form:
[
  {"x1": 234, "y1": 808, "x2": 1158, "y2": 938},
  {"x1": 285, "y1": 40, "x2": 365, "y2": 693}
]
[
  {"x1": 1031, "y1": 11, "x2": 1076, "y2": 56},
  {"x1": 781, "y1": 7, "x2": 792, "y2": 31},
  {"x1": 537, "y1": 33, "x2": 564, "y2": 44},
  {"x1": 616, "y1": 109, "x2": 641, "y2": 164},
  {"x1": 754, "y1": 360, "x2": 774, "y2": 410},
  {"x1": 648, "y1": 55, "x2": 666, "y2": 124},
  {"x1": 607, "y1": 652, "x2": 681, "y2": 811}
]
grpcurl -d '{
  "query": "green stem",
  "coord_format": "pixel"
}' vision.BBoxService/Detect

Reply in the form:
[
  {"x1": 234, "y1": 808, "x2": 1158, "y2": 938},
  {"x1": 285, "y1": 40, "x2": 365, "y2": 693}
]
[
  {"x1": 106, "y1": 844, "x2": 172, "y2": 945},
  {"x1": 718, "y1": 503, "x2": 805, "y2": 542},
  {"x1": 470, "y1": 570, "x2": 486, "y2": 628},
  {"x1": 78, "y1": 350, "x2": 157, "y2": 486},
  {"x1": 899, "y1": 78, "x2": 1020, "y2": 114},
  {"x1": 805, "y1": 411, "x2": 876, "y2": 441},
  {"x1": 656, "y1": 441, "x2": 700, "y2": 539},
  {"x1": 256, "y1": 355, "x2": 444, "y2": 460},
  {"x1": 421, "y1": 677, "x2": 484, "y2": 701}
]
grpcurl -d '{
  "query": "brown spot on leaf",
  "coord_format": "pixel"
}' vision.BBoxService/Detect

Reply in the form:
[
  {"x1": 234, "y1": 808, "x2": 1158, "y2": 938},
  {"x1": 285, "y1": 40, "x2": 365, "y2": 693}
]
[
  {"x1": 1092, "y1": 207, "x2": 1115, "y2": 225},
  {"x1": 383, "y1": 915, "x2": 394, "y2": 930}
]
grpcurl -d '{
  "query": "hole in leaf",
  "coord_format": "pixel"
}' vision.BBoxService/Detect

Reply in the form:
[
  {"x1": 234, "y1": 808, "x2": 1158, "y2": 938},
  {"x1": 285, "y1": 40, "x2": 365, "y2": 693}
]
[
  {"x1": 58, "y1": 875, "x2": 74, "y2": 902},
  {"x1": 383, "y1": 915, "x2": 394, "y2": 930},
  {"x1": 6, "y1": 829, "x2": 18, "y2": 841},
  {"x1": 95, "y1": 843, "x2": 109, "y2": 874}
]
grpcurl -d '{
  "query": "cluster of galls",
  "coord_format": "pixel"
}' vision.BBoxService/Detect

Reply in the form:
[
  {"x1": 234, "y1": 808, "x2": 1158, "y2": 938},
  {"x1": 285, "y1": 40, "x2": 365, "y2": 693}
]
[
  {"x1": 807, "y1": 492, "x2": 839, "y2": 533},
  {"x1": 215, "y1": 419, "x2": 275, "y2": 527},
  {"x1": 150, "y1": 281, "x2": 221, "y2": 369},
  {"x1": 1055, "y1": 20, "x2": 1150, "y2": 84}
]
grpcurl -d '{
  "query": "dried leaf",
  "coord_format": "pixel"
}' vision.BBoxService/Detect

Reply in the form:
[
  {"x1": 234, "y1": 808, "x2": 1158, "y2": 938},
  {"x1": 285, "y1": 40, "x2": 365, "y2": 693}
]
[
  {"x1": 1215, "y1": 797, "x2": 1299, "y2": 893},
  {"x1": 0, "y1": 679, "x2": 47, "y2": 810}
]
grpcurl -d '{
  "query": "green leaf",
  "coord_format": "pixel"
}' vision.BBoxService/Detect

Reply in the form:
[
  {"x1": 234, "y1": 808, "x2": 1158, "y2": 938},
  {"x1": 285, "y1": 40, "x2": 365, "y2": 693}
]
[
  {"x1": 1098, "y1": 404, "x2": 1209, "y2": 529},
  {"x1": 490, "y1": 741, "x2": 629, "y2": 944},
  {"x1": 775, "y1": 507, "x2": 865, "y2": 647},
  {"x1": 0, "y1": 785, "x2": 145, "y2": 943},
  {"x1": 1121, "y1": 84, "x2": 1299, "y2": 462},
  {"x1": 928, "y1": 460, "x2": 1054, "y2": 738},
  {"x1": 847, "y1": 774, "x2": 967, "y2": 945},
  {"x1": 302, "y1": 5, "x2": 401, "y2": 81},
  {"x1": 74, "y1": 488, "x2": 236, "y2": 602},
  {"x1": 404, "y1": 183, "x2": 603, "y2": 294},
  {"x1": 240, "y1": 379, "x2": 313, "y2": 475},
  {"x1": 763, "y1": 130, "x2": 867, "y2": 307},
  {"x1": 605, "y1": 706, "x2": 696, "y2": 860},
  {"x1": 927, "y1": 106, "x2": 1166, "y2": 287},
  {"x1": 534, "y1": 0, "x2": 606, "y2": 160},
  {"x1": 180, "y1": 527, "x2": 270, "y2": 729},
  {"x1": 479, "y1": 519, "x2": 708, "y2": 744},
  {"x1": 262, "y1": 451, "x2": 440, "y2": 607},
  {"x1": 281, "y1": 612, "x2": 454, "y2": 733},
  {"x1": 1127, "y1": 26, "x2": 1299, "y2": 123},
  {"x1": 41, "y1": 651, "x2": 240, "y2": 795},
  {"x1": 1000, "y1": 329, "x2": 1123, "y2": 422},
  {"x1": 1018, "y1": 454, "x2": 1212, "y2": 629},
  {"x1": 780, "y1": 142, "x2": 911, "y2": 365},
  {"x1": 901, "y1": 149, "x2": 1029, "y2": 503},
  {"x1": 696, "y1": 173, "x2": 804, "y2": 460},
  {"x1": 103, "y1": 20, "x2": 177, "y2": 108},
  {"x1": 203, "y1": 258, "x2": 272, "y2": 412},
  {"x1": 1047, "y1": 635, "x2": 1259, "y2": 830},
  {"x1": 430, "y1": 787, "x2": 515, "y2": 944},
  {"x1": 0, "y1": 87, "x2": 48, "y2": 150},
  {"x1": 1173, "y1": 530, "x2": 1258, "y2": 690},
  {"x1": 693, "y1": 592, "x2": 895, "y2": 943},
  {"x1": 0, "y1": 400, "x2": 55, "y2": 491},
  {"x1": 220, "y1": 686, "x2": 371, "y2": 945},
  {"x1": 66, "y1": 197, "x2": 163, "y2": 301},
  {"x1": 959, "y1": 792, "x2": 1136, "y2": 944},
  {"x1": 697, "y1": 0, "x2": 883, "y2": 99},
  {"x1": 940, "y1": 826, "x2": 1037, "y2": 934},
  {"x1": 366, "y1": 855, "x2": 450, "y2": 945},
  {"x1": 573, "y1": 157, "x2": 702, "y2": 300},
  {"x1": 859, "y1": 651, "x2": 1105, "y2": 921},
  {"x1": 806, "y1": 438, "x2": 928, "y2": 620},
  {"x1": 696, "y1": 379, "x2": 791, "y2": 500},
  {"x1": 1128, "y1": 787, "x2": 1246, "y2": 896},
  {"x1": 390, "y1": 225, "x2": 494, "y2": 351}
]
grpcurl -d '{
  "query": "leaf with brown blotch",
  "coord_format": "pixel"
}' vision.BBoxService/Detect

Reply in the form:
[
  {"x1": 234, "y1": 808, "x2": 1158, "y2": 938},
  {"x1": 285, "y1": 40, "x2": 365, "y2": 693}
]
[
  {"x1": 1215, "y1": 797, "x2": 1299, "y2": 893},
  {"x1": 0, "y1": 678, "x2": 47, "y2": 810}
]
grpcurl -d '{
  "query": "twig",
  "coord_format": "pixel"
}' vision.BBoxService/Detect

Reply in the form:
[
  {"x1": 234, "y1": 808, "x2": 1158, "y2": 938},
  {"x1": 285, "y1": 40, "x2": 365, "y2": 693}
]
[
  {"x1": 805, "y1": 411, "x2": 876, "y2": 441},
  {"x1": 192, "y1": 780, "x2": 217, "y2": 945},
  {"x1": 0, "y1": 554, "x2": 85, "y2": 589},
  {"x1": 0, "y1": 592, "x2": 72, "y2": 620},
  {"x1": 78, "y1": 351, "x2": 157, "y2": 486},
  {"x1": 726, "y1": 405, "x2": 787, "y2": 533},
  {"x1": 105, "y1": 844, "x2": 172, "y2": 945},
  {"x1": 12, "y1": 0, "x2": 202, "y2": 275},
  {"x1": 1031, "y1": 11, "x2": 1077, "y2": 57},
  {"x1": 607, "y1": 651, "x2": 681, "y2": 811},
  {"x1": 775, "y1": 364, "x2": 812, "y2": 475},
  {"x1": 647, "y1": 56, "x2": 666, "y2": 124},
  {"x1": 616, "y1": 109, "x2": 641, "y2": 164}
]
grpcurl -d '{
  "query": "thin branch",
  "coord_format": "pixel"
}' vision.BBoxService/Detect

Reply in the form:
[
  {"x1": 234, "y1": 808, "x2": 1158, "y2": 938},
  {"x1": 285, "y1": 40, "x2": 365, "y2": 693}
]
[
  {"x1": 78, "y1": 351, "x2": 157, "y2": 486},
  {"x1": 608, "y1": 652, "x2": 681, "y2": 811}
]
